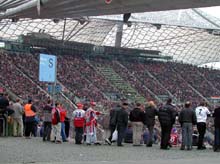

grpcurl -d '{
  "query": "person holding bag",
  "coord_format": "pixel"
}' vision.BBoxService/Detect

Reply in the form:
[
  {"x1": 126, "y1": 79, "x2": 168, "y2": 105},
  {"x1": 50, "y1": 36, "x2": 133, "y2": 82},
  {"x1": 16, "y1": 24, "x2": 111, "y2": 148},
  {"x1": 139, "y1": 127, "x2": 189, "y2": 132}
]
[{"x1": 116, "y1": 100, "x2": 129, "y2": 147}]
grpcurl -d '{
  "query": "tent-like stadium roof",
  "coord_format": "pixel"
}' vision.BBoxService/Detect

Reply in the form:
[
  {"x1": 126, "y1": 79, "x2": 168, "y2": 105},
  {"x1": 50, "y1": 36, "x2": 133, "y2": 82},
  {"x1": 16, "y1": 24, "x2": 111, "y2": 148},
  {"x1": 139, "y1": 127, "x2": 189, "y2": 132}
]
[
  {"x1": 0, "y1": 3, "x2": 220, "y2": 65},
  {"x1": 0, "y1": 0, "x2": 220, "y2": 19}
]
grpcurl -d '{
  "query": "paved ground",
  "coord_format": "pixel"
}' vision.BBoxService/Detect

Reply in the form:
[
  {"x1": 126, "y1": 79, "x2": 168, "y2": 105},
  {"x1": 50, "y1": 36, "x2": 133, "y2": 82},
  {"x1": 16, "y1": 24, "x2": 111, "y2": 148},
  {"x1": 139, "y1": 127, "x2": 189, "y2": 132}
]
[{"x1": 0, "y1": 137, "x2": 220, "y2": 164}]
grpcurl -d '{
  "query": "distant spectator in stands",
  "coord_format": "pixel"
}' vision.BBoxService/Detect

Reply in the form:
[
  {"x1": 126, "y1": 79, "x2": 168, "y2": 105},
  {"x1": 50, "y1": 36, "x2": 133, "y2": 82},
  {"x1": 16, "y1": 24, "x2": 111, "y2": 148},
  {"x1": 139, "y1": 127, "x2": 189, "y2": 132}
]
[
  {"x1": 144, "y1": 101, "x2": 158, "y2": 147},
  {"x1": 179, "y1": 101, "x2": 197, "y2": 150},
  {"x1": 158, "y1": 98, "x2": 176, "y2": 150},
  {"x1": 129, "y1": 102, "x2": 145, "y2": 146},
  {"x1": 42, "y1": 99, "x2": 53, "y2": 141},
  {"x1": 195, "y1": 102, "x2": 211, "y2": 150},
  {"x1": 12, "y1": 99, "x2": 24, "y2": 137}
]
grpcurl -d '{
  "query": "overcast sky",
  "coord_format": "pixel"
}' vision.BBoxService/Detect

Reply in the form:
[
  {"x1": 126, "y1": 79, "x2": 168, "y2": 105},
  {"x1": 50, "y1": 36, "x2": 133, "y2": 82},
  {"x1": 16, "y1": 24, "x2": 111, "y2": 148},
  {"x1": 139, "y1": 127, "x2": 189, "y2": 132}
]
[{"x1": 200, "y1": 6, "x2": 220, "y2": 19}]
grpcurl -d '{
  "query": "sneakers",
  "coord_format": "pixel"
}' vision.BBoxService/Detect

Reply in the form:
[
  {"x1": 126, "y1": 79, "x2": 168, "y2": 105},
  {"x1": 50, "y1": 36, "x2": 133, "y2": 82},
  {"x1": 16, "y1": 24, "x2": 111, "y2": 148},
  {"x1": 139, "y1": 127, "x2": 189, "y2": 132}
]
[
  {"x1": 198, "y1": 146, "x2": 206, "y2": 150},
  {"x1": 117, "y1": 144, "x2": 124, "y2": 147},
  {"x1": 55, "y1": 140, "x2": 62, "y2": 144},
  {"x1": 105, "y1": 138, "x2": 112, "y2": 145}
]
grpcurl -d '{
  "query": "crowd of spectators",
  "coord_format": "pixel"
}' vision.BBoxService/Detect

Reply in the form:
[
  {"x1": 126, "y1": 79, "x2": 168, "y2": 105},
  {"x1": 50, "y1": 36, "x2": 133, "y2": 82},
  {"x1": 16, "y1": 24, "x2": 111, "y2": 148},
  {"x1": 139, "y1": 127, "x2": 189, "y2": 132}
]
[
  {"x1": 0, "y1": 51, "x2": 47, "y2": 109},
  {"x1": 1, "y1": 50, "x2": 220, "y2": 111}
]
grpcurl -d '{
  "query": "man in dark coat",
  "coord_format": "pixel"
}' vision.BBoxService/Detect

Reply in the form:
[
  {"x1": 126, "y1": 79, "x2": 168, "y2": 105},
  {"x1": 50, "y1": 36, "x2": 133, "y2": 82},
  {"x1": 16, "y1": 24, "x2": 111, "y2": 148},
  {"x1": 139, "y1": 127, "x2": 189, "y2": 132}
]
[
  {"x1": 42, "y1": 99, "x2": 53, "y2": 141},
  {"x1": 129, "y1": 102, "x2": 145, "y2": 146},
  {"x1": 0, "y1": 92, "x2": 14, "y2": 136},
  {"x1": 158, "y1": 98, "x2": 176, "y2": 150},
  {"x1": 144, "y1": 101, "x2": 158, "y2": 147},
  {"x1": 105, "y1": 104, "x2": 120, "y2": 145},
  {"x1": 179, "y1": 101, "x2": 197, "y2": 150},
  {"x1": 213, "y1": 105, "x2": 220, "y2": 152},
  {"x1": 116, "y1": 101, "x2": 129, "y2": 146}
]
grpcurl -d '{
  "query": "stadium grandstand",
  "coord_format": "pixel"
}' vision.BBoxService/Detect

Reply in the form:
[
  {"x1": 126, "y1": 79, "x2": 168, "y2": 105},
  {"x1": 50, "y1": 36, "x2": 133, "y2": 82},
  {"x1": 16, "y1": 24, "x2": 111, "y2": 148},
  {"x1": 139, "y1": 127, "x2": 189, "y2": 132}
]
[{"x1": 0, "y1": 1, "x2": 220, "y2": 114}]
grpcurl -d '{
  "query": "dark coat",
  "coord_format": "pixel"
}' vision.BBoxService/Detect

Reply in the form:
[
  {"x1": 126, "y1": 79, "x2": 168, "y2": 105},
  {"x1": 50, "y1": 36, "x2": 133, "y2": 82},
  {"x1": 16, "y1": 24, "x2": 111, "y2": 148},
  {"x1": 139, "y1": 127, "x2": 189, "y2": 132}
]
[
  {"x1": 0, "y1": 96, "x2": 9, "y2": 109},
  {"x1": 109, "y1": 106, "x2": 119, "y2": 127},
  {"x1": 158, "y1": 104, "x2": 176, "y2": 126},
  {"x1": 179, "y1": 108, "x2": 197, "y2": 125},
  {"x1": 129, "y1": 107, "x2": 145, "y2": 123},
  {"x1": 144, "y1": 106, "x2": 158, "y2": 127},
  {"x1": 213, "y1": 107, "x2": 220, "y2": 128},
  {"x1": 116, "y1": 107, "x2": 128, "y2": 128}
]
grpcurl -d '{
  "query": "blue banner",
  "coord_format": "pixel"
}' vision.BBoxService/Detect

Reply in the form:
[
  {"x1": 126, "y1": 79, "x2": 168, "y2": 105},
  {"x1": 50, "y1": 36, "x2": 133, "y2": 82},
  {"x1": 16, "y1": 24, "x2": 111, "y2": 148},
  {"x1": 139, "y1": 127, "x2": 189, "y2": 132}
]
[{"x1": 39, "y1": 54, "x2": 57, "y2": 82}]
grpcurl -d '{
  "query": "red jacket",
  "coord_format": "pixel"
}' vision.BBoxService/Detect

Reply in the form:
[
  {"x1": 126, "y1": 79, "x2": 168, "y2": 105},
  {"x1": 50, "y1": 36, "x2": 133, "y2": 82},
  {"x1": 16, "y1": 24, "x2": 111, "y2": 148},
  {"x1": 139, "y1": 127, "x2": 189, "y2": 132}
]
[
  {"x1": 73, "y1": 109, "x2": 85, "y2": 127},
  {"x1": 59, "y1": 107, "x2": 66, "y2": 123}
]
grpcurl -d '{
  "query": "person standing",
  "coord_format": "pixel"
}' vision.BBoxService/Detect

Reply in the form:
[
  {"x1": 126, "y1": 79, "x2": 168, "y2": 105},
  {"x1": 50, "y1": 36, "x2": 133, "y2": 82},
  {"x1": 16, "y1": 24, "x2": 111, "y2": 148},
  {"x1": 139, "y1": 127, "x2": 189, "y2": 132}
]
[
  {"x1": 85, "y1": 102, "x2": 100, "y2": 145},
  {"x1": 42, "y1": 99, "x2": 53, "y2": 141},
  {"x1": 195, "y1": 102, "x2": 211, "y2": 150},
  {"x1": 213, "y1": 105, "x2": 220, "y2": 152},
  {"x1": 179, "y1": 101, "x2": 197, "y2": 150},
  {"x1": 105, "y1": 104, "x2": 120, "y2": 145},
  {"x1": 144, "y1": 101, "x2": 158, "y2": 147},
  {"x1": 73, "y1": 103, "x2": 85, "y2": 144},
  {"x1": 116, "y1": 100, "x2": 129, "y2": 146},
  {"x1": 24, "y1": 99, "x2": 37, "y2": 138},
  {"x1": 51, "y1": 102, "x2": 62, "y2": 144},
  {"x1": 64, "y1": 117, "x2": 70, "y2": 139},
  {"x1": 59, "y1": 104, "x2": 67, "y2": 142},
  {"x1": 129, "y1": 102, "x2": 145, "y2": 146},
  {"x1": 158, "y1": 98, "x2": 176, "y2": 150},
  {"x1": 12, "y1": 99, "x2": 24, "y2": 137}
]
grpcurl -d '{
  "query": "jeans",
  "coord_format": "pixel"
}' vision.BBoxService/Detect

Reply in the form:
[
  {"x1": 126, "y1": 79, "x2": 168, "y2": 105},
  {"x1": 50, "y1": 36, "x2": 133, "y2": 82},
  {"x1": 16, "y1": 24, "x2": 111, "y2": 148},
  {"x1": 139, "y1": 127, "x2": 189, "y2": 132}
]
[
  {"x1": 61, "y1": 122, "x2": 67, "y2": 141},
  {"x1": 182, "y1": 123, "x2": 193, "y2": 148}
]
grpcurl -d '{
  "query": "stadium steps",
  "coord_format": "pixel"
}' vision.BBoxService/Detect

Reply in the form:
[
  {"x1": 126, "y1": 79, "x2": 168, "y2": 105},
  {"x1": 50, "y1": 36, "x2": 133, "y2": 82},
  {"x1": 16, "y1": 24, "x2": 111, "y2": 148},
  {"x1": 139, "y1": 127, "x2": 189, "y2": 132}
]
[
  {"x1": 116, "y1": 61, "x2": 163, "y2": 103},
  {"x1": 197, "y1": 70, "x2": 220, "y2": 95},
  {"x1": 97, "y1": 66, "x2": 146, "y2": 103},
  {"x1": 143, "y1": 70, "x2": 174, "y2": 98},
  {"x1": 171, "y1": 67, "x2": 209, "y2": 103},
  {"x1": 85, "y1": 59, "x2": 120, "y2": 101}
]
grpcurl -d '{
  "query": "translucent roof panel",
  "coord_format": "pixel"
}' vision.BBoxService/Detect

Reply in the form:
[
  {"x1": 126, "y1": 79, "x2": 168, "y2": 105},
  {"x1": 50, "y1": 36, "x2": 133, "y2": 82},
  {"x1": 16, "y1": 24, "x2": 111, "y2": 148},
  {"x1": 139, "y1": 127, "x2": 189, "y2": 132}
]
[
  {"x1": 0, "y1": 0, "x2": 220, "y2": 19},
  {"x1": 0, "y1": 9, "x2": 220, "y2": 66}
]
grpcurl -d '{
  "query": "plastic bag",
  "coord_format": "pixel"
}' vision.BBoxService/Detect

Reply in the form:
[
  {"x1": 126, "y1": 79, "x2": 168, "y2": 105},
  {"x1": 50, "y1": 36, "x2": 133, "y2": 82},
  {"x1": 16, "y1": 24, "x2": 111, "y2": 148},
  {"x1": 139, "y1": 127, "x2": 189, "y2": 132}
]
[{"x1": 111, "y1": 130, "x2": 118, "y2": 142}]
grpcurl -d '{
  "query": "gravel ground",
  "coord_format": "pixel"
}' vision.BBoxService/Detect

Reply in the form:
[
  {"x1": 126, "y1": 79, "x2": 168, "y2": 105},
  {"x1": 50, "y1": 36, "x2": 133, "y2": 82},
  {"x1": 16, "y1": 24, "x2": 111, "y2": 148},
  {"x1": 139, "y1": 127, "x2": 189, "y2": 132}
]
[{"x1": 0, "y1": 137, "x2": 219, "y2": 164}]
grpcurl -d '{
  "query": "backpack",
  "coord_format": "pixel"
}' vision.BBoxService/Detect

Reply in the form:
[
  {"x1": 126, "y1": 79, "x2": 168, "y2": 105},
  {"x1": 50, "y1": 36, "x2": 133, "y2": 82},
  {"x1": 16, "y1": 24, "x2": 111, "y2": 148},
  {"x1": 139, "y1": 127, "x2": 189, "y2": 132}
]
[{"x1": 52, "y1": 108, "x2": 60, "y2": 125}]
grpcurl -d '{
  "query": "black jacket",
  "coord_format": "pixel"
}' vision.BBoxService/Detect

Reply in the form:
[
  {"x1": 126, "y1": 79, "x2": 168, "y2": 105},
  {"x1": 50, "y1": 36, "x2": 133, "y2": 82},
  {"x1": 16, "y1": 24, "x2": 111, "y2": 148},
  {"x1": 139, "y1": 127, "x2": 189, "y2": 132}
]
[
  {"x1": 129, "y1": 107, "x2": 145, "y2": 123},
  {"x1": 158, "y1": 104, "x2": 176, "y2": 126},
  {"x1": 179, "y1": 108, "x2": 197, "y2": 125},
  {"x1": 213, "y1": 107, "x2": 220, "y2": 128},
  {"x1": 0, "y1": 96, "x2": 9, "y2": 109},
  {"x1": 109, "y1": 106, "x2": 119, "y2": 126},
  {"x1": 116, "y1": 107, "x2": 128, "y2": 128},
  {"x1": 144, "y1": 106, "x2": 158, "y2": 127}
]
